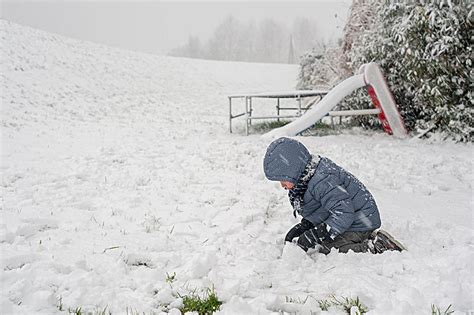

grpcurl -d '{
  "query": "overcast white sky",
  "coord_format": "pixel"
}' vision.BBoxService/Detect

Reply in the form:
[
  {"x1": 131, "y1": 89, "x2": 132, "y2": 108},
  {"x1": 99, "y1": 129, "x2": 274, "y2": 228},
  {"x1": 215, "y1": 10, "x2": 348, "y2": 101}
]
[{"x1": 1, "y1": 1, "x2": 351, "y2": 55}]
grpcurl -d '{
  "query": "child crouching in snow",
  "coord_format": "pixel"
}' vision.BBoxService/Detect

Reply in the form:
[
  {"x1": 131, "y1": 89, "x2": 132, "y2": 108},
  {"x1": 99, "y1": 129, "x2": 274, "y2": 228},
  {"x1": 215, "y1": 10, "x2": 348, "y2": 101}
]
[{"x1": 263, "y1": 137, "x2": 404, "y2": 254}]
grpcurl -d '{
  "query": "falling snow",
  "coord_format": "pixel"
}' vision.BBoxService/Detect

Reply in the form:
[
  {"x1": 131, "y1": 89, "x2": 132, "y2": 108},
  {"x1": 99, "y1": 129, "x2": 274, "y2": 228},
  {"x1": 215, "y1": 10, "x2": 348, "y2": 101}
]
[{"x1": 1, "y1": 21, "x2": 473, "y2": 314}]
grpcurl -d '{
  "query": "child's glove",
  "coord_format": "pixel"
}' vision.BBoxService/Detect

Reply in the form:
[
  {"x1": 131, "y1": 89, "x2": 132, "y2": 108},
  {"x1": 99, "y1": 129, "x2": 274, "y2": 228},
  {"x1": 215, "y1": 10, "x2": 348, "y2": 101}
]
[
  {"x1": 297, "y1": 223, "x2": 335, "y2": 252},
  {"x1": 285, "y1": 218, "x2": 314, "y2": 242}
]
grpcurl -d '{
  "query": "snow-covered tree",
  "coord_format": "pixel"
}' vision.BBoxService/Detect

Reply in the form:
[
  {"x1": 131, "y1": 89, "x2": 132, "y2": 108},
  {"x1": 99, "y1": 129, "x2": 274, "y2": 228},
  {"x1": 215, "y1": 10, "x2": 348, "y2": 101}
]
[
  {"x1": 296, "y1": 0, "x2": 375, "y2": 91},
  {"x1": 291, "y1": 18, "x2": 319, "y2": 59},
  {"x1": 297, "y1": 46, "x2": 344, "y2": 90},
  {"x1": 254, "y1": 18, "x2": 288, "y2": 63},
  {"x1": 347, "y1": 0, "x2": 473, "y2": 141},
  {"x1": 339, "y1": 0, "x2": 380, "y2": 76},
  {"x1": 169, "y1": 16, "x2": 322, "y2": 64},
  {"x1": 207, "y1": 16, "x2": 242, "y2": 61},
  {"x1": 236, "y1": 20, "x2": 258, "y2": 62},
  {"x1": 298, "y1": 0, "x2": 473, "y2": 141},
  {"x1": 169, "y1": 36, "x2": 203, "y2": 59}
]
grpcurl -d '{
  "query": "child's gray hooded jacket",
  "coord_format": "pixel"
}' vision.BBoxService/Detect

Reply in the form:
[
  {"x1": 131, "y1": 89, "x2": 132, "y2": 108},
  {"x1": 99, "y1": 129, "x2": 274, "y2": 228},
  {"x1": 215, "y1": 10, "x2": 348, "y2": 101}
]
[{"x1": 263, "y1": 137, "x2": 381, "y2": 236}]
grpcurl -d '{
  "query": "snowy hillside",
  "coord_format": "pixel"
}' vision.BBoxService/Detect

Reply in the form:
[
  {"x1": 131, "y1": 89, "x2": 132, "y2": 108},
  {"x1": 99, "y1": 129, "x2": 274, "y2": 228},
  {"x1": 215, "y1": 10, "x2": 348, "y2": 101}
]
[{"x1": 1, "y1": 20, "x2": 473, "y2": 314}]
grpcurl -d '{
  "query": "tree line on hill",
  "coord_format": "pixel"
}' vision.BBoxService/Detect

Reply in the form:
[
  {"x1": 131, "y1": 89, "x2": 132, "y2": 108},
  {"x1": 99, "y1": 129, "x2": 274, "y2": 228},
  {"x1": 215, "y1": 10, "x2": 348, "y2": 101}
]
[{"x1": 168, "y1": 16, "x2": 328, "y2": 64}]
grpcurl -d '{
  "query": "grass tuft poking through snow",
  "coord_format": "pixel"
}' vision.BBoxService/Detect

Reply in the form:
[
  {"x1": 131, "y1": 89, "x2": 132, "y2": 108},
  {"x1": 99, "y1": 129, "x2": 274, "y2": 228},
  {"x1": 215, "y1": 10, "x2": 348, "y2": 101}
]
[
  {"x1": 166, "y1": 272, "x2": 177, "y2": 285},
  {"x1": 58, "y1": 305, "x2": 112, "y2": 315},
  {"x1": 431, "y1": 304, "x2": 454, "y2": 315},
  {"x1": 251, "y1": 119, "x2": 336, "y2": 134},
  {"x1": 317, "y1": 295, "x2": 368, "y2": 314},
  {"x1": 252, "y1": 120, "x2": 291, "y2": 133},
  {"x1": 67, "y1": 306, "x2": 111, "y2": 315},
  {"x1": 179, "y1": 287, "x2": 222, "y2": 315}
]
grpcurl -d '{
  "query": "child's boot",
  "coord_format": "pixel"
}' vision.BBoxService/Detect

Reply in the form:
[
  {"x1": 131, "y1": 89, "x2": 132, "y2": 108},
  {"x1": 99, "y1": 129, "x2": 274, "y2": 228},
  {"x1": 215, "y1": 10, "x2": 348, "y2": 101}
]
[{"x1": 369, "y1": 229, "x2": 405, "y2": 254}]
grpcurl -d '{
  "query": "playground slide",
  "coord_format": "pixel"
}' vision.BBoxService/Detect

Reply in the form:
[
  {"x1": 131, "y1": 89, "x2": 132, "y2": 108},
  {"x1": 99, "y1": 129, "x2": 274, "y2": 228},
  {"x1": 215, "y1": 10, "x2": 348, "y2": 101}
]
[
  {"x1": 264, "y1": 62, "x2": 407, "y2": 138},
  {"x1": 362, "y1": 63, "x2": 407, "y2": 137}
]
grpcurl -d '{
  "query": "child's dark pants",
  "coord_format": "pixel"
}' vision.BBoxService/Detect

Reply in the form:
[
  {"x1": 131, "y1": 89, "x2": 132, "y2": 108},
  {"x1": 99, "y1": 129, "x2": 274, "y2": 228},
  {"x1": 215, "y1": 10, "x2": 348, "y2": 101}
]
[{"x1": 317, "y1": 231, "x2": 373, "y2": 255}]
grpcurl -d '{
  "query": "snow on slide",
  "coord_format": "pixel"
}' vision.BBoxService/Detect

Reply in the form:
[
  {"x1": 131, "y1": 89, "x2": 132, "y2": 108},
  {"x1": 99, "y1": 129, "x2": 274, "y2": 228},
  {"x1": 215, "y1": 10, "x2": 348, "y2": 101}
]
[
  {"x1": 265, "y1": 62, "x2": 407, "y2": 138},
  {"x1": 264, "y1": 74, "x2": 366, "y2": 138}
]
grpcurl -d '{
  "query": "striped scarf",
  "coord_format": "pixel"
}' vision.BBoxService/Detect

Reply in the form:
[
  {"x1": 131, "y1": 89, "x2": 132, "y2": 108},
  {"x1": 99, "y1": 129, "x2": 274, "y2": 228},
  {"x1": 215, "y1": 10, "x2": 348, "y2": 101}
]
[{"x1": 288, "y1": 155, "x2": 321, "y2": 217}]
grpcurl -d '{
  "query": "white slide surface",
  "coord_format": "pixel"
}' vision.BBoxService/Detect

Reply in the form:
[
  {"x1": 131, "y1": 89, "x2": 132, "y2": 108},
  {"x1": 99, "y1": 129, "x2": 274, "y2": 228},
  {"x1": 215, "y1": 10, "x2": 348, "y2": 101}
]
[
  {"x1": 264, "y1": 62, "x2": 407, "y2": 138},
  {"x1": 264, "y1": 73, "x2": 366, "y2": 138}
]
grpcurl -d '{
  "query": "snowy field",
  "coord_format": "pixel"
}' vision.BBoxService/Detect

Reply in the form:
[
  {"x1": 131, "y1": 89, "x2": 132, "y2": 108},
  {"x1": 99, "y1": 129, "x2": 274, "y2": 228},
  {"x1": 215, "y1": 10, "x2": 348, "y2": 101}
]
[{"x1": 1, "y1": 21, "x2": 473, "y2": 314}]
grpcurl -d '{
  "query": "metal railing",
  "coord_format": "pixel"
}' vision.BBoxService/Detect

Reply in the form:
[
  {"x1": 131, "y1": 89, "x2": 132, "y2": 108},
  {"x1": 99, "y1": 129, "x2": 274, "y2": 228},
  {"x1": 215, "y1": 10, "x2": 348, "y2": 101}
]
[{"x1": 228, "y1": 90, "x2": 328, "y2": 135}]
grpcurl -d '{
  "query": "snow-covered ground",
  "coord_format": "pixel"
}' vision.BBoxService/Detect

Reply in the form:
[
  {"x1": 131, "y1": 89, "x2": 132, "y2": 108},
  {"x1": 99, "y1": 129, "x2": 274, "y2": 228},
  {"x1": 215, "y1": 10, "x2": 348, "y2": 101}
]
[{"x1": 1, "y1": 21, "x2": 473, "y2": 314}]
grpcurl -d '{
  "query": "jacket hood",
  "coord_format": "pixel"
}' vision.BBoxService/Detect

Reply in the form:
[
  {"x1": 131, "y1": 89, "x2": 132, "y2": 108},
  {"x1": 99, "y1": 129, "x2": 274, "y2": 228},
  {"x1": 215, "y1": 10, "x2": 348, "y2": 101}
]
[{"x1": 263, "y1": 137, "x2": 311, "y2": 184}]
